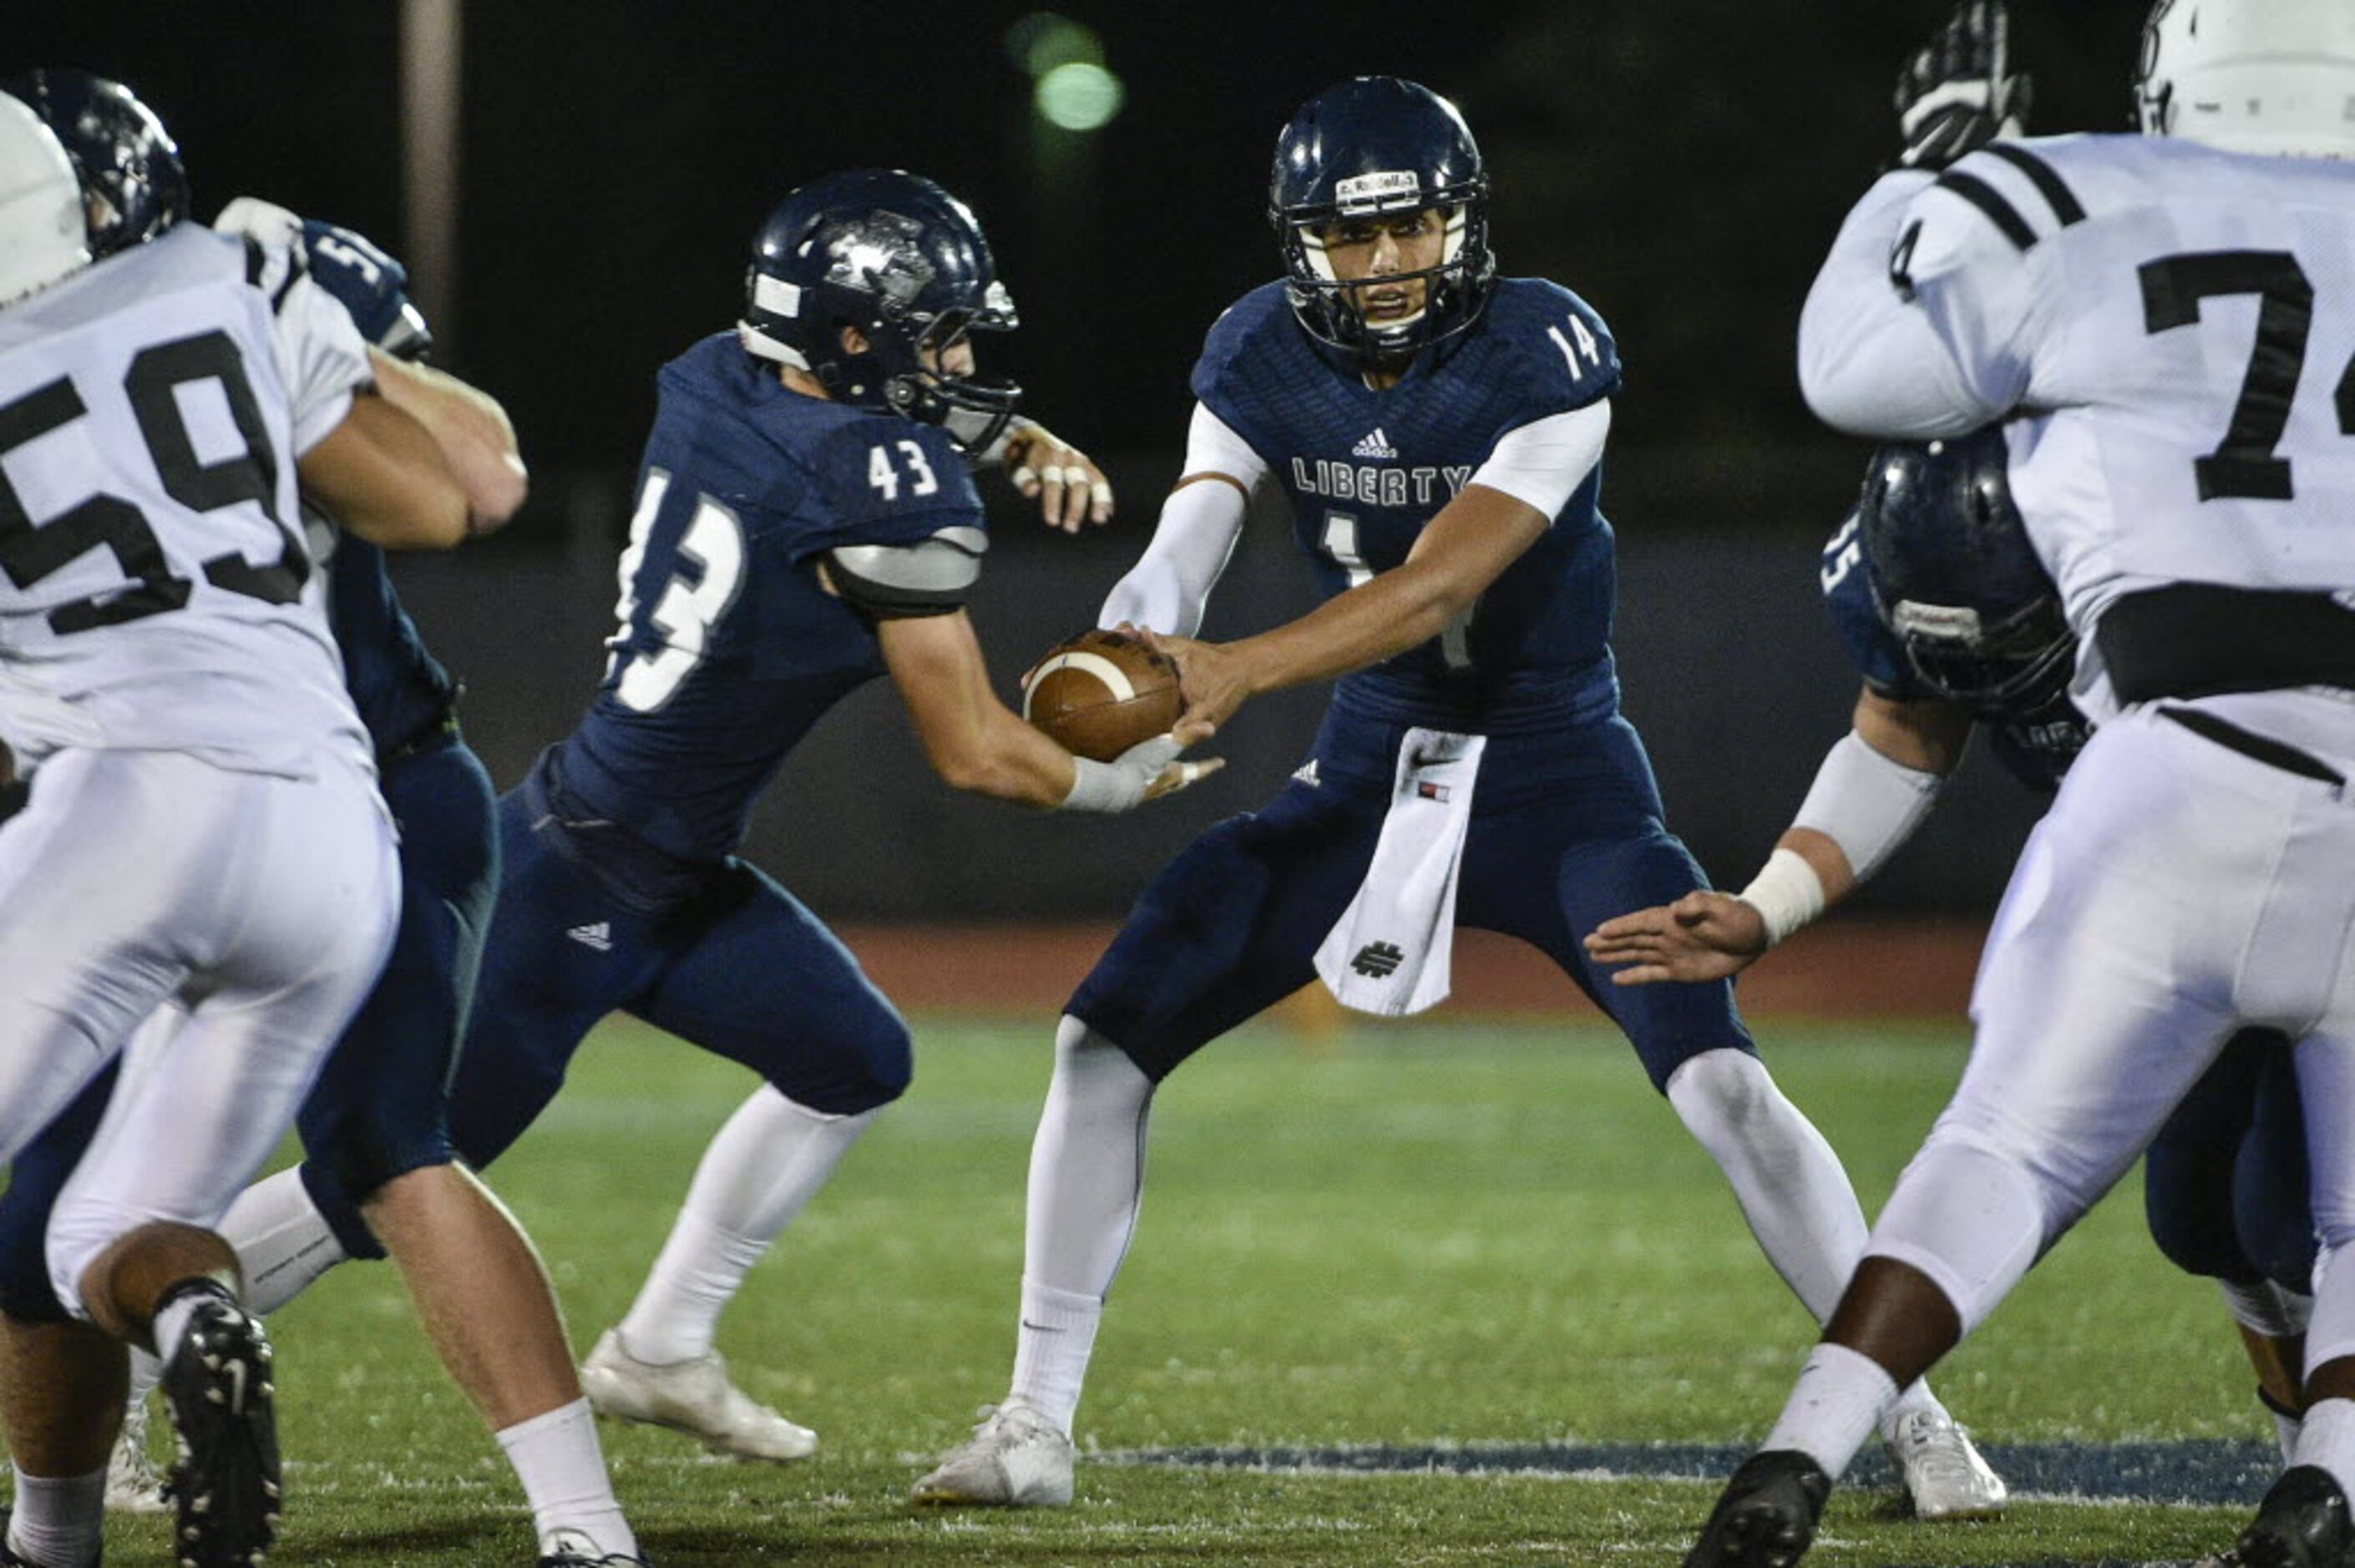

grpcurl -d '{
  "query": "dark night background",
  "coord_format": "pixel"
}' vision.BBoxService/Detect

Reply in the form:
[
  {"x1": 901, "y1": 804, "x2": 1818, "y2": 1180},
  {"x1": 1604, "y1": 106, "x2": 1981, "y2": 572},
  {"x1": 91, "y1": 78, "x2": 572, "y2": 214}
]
[{"x1": 8, "y1": 3, "x2": 2163, "y2": 919}]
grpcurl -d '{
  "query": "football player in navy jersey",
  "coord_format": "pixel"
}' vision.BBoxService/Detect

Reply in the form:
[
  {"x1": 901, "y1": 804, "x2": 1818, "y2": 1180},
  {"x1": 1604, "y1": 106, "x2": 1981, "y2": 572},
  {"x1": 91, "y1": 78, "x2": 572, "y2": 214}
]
[
  {"x1": 1589, "y1": 428, "x2": 2317, "y2": 1464},
  {"x1": 0, "y1": 71, "x2": 647, "y2": 1568},
  {"x1": 196, "y1": 167, "x2": 1212, "y2": 1471},
  {"x1": 911, "y1": 76, "x2": 2000, "y2": 1520}
]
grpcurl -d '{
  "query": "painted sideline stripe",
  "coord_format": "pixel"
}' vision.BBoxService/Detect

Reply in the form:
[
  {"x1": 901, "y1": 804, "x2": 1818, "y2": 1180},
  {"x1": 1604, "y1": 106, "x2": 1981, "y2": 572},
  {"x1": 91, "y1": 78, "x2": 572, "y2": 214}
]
[{"x1": 1097, "y1": 1438, "x2": 2276, "y2": 1508}]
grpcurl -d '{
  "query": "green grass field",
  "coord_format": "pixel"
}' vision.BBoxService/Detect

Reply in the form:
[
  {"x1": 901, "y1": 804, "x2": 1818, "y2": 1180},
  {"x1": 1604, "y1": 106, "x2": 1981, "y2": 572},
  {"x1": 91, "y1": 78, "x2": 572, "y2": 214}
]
[{"x1": 91, "y1": 1014, "x2": 2270, "y2": 1565}]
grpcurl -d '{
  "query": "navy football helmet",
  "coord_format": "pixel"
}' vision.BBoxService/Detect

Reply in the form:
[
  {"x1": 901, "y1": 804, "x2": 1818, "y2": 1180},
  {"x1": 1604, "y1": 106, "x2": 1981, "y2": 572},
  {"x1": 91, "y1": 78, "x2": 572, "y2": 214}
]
[
  {"x1": 1, "y1": 69, "x2": 186, "y2": 257},
  {"x1": 739, "y1": 169, "x2": 1020, "y2": 453},
  {"x1": 1269, "y1": 77, "x2": 1494, "y2": 362},
  {"x1": 1855, "y1": 426, "x2": 2075, "y2": 711}
]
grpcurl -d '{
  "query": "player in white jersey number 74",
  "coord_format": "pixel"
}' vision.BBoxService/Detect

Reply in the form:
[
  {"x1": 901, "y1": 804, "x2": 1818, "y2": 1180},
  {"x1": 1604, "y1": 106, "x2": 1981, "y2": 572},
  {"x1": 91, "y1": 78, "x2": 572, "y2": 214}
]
[{"x1": 1681, "y1": 3, "x2": 2355, "y2": 1565}]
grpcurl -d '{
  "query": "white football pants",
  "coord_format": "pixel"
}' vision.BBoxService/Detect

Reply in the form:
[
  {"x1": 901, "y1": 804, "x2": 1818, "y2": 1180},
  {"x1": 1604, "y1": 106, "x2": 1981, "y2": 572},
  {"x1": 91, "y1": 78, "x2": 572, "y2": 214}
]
[
  {"x1": 0, "y1": 747, "x2": 398, "y2": 1317},
  {"x1": 1863, "y1": 700, "x2": 2355, "y2": 1339}
]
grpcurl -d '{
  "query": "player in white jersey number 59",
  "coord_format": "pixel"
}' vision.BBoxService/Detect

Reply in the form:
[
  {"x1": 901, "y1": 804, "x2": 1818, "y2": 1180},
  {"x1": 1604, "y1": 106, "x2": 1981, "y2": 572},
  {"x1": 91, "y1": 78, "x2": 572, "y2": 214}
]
[
  {"x1": 1683, "y1": 4, "x2": 2355, "y2": 1565},
  {"x1": 0, "y1": 93, "x2": 504, "y2": 1568}
]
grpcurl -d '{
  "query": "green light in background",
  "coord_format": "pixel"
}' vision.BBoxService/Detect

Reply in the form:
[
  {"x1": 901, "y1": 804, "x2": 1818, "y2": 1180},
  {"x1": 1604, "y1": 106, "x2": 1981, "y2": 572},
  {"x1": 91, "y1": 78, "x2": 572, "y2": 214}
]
[
  {"x1": 1035, "y1": 61, "x2": 1124, "y2": 132},
  {"x1": 1005, "y1": 13, "x2": 1102, "y2": 78}
]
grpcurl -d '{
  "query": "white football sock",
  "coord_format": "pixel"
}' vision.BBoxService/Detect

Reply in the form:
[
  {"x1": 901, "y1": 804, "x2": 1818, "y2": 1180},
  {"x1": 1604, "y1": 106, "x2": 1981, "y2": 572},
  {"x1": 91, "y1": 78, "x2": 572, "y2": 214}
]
[
  {"x1": 151, "y1": 1280, "x2": 233, "y2": 1365},
  {"x1": 219, "y1": 1166, "x2": 350, "y2": 1315},
  {"x1": 494, "y1": 1398, "x2": 636, "y2": 1560},
  {"x1": 1665, "y1": 1049, "x2": 1868, "y2": 1323},
  {"x1": 1010, "y1": 1279, "x2": 1103, "y2": 1437},
  {"x1": 1763, "y1": 1343, "x2": 1899, "y2": 1479},
  {"x1": 615, "y1": 1086, "x2": 875, "y2": 1367},
  {"x1": 1007, "y1": 1016, "x2": 1155, "y2": 1434},
  {"x1": 2297, "y1": 1399, "x2": 2355, "y2": 1500},
  {"x1": 125, "y1": 1343, "x2": 161, "y2": 1411},
  {"x1": 7, "y1": 1464, "x2": 104, "y2": 1567},
  {"x1": 1666, "y1": 1049, "x2": 1953, "y2": 1439}
]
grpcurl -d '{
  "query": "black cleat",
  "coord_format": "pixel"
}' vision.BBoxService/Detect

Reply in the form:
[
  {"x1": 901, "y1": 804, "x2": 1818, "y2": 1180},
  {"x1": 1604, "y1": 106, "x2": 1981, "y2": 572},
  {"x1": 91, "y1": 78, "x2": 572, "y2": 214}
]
[
  {"x1": 1684, "y1": 1449, "x2": 1832, "y2": 1568},
  {"x1": 158, "y1": 1294, "x2": 281, "y2": 1567},
  {"x1": 537, "y1": 1552, "x2": 654, "y2": 1567},
  {"x1": 2220, "y1": 1465, "x2": 2355, "y2": 1568}
]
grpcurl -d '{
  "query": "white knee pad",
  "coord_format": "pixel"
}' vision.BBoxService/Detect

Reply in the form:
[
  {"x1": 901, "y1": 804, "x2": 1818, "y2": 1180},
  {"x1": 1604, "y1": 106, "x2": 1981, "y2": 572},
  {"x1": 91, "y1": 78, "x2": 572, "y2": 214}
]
[
  {"x1": 44, "y1": 1195, "x2": 135, "y2": 1322},
  {"x1": 1869, "y1": 1136, "x2": 2051, "y2": 1337}
]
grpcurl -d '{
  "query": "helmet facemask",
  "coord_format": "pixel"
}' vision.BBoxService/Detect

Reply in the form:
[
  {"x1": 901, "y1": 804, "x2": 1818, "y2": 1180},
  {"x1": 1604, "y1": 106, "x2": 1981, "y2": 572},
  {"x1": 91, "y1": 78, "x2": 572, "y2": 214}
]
[
  {"x1": 1276, "y1": 184, "x2": 1490, "y2": 362},
  {"x1": 1887, "y1": 592, "x2": 2075, "y2": 711},
  {"x1": 864, "y1": 286, "x2": 1024, "y2": 457}
]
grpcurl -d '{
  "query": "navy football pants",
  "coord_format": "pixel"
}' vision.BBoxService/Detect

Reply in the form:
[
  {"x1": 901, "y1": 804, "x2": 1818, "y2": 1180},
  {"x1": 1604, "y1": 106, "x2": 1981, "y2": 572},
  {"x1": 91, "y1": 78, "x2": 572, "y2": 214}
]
[
  {"x1": 1073, "y1": 708, "x2": 1755, "y2": 1086},
  {"x1": 2145, "y1": 1027, "x2": 2315, "y2": 1295},
  {"x1": 393, "y1": 787, "x2": 910, "y2": 1191}
]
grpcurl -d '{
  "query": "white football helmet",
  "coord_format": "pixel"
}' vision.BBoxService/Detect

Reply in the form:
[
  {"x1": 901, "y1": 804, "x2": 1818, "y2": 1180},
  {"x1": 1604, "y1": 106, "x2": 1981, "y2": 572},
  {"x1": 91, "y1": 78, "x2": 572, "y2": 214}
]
[
  {"x1": 0, "y1": 91, "x2": 89, "y2": 305},
  {"x1": 2136, "y1": 0, "x2": 2355, "y2": 159}
]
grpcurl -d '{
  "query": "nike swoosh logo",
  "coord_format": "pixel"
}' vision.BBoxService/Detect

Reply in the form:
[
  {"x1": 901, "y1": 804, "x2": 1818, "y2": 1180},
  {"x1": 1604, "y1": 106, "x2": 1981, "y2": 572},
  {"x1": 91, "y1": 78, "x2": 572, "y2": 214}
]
[
  {"x1": 225, "y1": 1358, "x2": 248, "y2": 1416},
  {"x1": 1020, "y1": 1320, "x2": 1061, "y2": 1333}
]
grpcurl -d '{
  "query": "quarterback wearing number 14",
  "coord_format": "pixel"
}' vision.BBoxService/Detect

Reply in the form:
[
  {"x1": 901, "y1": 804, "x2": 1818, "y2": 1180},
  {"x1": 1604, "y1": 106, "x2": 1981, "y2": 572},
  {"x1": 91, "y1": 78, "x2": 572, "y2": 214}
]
[{"x1": 914, "y1": 76, "x2": 2002, "y2": 1520}]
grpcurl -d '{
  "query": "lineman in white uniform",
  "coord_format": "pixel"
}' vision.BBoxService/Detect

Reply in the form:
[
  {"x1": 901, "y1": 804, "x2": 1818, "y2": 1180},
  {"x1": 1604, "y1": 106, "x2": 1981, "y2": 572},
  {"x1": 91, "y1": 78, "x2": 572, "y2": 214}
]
[
  {"x1": 1682, "y1": 3, "x2": 2355, "y2": 1565},
  {"x1": 0, "y1": 94, "x2": 486, "y2": 1568}
]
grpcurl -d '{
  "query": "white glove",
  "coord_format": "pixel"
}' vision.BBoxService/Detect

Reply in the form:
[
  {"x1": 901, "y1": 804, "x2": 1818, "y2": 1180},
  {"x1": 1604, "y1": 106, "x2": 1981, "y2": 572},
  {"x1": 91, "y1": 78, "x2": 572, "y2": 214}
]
[{"x1": 1058, "y1": 734, "x2": 1208, "y2": 813}]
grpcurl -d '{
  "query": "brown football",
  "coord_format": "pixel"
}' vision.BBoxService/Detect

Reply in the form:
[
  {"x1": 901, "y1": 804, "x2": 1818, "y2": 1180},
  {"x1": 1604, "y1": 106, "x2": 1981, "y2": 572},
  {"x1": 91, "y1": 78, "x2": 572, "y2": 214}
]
[{"x1": 1021, "y1": 628, "x2": 1183, "y2": 762}]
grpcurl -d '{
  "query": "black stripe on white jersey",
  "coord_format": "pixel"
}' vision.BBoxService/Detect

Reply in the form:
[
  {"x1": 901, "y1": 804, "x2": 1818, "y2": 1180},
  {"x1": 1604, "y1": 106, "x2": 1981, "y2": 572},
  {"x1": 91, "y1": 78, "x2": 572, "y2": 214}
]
[
  {"x1": 1931, "y1": 171, "x2": 2038, "y2": 251},
  {"x1": 1981, "y1": 144, "x2": 2087, "y2": 229},
  {"x1": 268, "y1": 247, "x2": 308, "y2": 315}
]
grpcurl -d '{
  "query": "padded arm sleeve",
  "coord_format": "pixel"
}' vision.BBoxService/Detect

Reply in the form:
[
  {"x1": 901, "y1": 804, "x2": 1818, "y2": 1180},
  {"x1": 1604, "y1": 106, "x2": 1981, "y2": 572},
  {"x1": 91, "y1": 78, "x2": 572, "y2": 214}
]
[
  {"x1": 1096, "y1": 403, "x2": 1258, "y2": 635},
  {"x1": 828, "y1": 525, "x2": 989, "y2": 620},
  {"x1": 1790, "y1": 729, "x2": 1948, "y2": 884}
]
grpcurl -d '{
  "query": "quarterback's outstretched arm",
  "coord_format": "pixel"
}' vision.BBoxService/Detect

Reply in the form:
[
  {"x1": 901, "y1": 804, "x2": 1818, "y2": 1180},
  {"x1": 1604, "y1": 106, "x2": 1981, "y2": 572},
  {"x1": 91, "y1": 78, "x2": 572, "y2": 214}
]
[
  {"x1": 1584, "y1": 686, "x2": 1965, "y2": 984},
  {"x1": 879, "y1": 610, "x2": 1216, "y2": 812},
  {"x1": 1151, "y1": 401, "x2": 1609, "y2": 740}
]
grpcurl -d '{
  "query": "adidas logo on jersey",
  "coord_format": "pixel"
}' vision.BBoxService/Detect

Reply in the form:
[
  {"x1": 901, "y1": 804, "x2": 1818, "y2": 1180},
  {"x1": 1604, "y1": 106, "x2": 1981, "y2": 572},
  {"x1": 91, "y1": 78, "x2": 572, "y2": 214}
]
[
  {"x1": 1292, "y1": 758, "x2": 1321, "y2": 787},
  {"x1": 566, "y1": 921, "x2": 613, "y2": 952},
  {"x1": 1352, "y1": 427, "x2": 1399, "y2": 459}
]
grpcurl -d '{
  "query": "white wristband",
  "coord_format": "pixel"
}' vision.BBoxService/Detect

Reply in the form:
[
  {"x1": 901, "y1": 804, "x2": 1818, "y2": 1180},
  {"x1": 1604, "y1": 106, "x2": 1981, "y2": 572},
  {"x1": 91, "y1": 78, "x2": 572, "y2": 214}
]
[{"x1": 1738, "y1": 848, "x2": 1827, "y2": 950}]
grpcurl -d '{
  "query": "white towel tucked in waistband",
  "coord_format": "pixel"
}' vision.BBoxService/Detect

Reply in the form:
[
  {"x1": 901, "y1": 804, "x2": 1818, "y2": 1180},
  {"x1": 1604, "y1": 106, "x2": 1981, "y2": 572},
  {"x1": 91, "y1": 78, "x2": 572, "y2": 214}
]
[{"x1": 1314, "y1": 726, "x2": 1486, "y2": 1016}]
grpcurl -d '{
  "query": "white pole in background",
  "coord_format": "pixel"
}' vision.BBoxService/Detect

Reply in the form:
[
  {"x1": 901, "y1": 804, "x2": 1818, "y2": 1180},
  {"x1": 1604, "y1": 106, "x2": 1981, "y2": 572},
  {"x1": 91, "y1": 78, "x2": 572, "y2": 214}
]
[{"x1": 400, "y1": 0, "x2": 462, "y2": 359}]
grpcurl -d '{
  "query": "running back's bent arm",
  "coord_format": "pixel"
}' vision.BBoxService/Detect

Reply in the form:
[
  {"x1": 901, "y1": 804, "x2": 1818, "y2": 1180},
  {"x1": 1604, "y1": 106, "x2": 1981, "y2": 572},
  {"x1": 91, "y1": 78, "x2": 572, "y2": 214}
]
[{"x1": 879, "y1": 609, "x2": 1077, "y2": 808}]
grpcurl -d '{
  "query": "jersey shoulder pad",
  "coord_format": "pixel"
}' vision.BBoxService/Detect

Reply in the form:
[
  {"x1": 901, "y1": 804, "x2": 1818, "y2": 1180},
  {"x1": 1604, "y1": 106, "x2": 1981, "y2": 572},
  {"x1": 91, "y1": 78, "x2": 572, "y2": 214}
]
[
  {"x1": 1486, "y1": 278, "x2": 1621, "y2": 412},
  {"x1": 1817, "y1": 513, "x2": 1917, "y2": 695},
  {"x1": 1188, "y1": 282, "x2": 1291, "y2": 404},
  {"x1": 827, "y1": 526, "x2": 988, "y2": 620},
  {"x1": 1897, "y1": 134, "x2": 2092, "y2": 291}
]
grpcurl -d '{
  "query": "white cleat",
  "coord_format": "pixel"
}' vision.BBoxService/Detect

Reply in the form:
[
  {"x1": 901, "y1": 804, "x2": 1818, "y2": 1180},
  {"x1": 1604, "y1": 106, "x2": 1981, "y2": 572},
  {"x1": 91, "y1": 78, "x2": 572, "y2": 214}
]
[
  {"x1": 1886, "y1": 1406, "x2": 2008, "y2": 1521},
  {"x1": 105, "y1": 1391, "x2": 170, "y2": 1514},
  {"x1": 909, "y1": 1396, "x2": 1076, "y2": 1508},
  {"x1": 579, "y1": 1328, "x2": 816, "y2": 1463}
]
